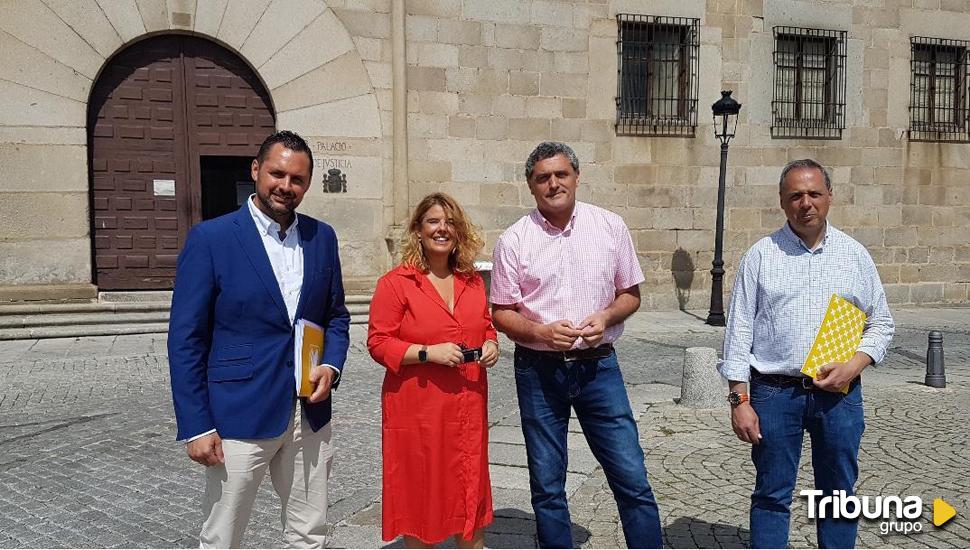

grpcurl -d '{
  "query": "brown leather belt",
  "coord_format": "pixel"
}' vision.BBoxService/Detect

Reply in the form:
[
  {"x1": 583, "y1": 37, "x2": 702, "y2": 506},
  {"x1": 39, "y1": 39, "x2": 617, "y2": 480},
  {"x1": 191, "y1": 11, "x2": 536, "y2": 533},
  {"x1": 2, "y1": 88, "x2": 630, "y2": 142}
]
[
  {"x1": 517, "y1": 343, "x2": 615, "y2": 362},
  {"x1": 751, "y1": 370, "x2": 817, "y2": 389}
]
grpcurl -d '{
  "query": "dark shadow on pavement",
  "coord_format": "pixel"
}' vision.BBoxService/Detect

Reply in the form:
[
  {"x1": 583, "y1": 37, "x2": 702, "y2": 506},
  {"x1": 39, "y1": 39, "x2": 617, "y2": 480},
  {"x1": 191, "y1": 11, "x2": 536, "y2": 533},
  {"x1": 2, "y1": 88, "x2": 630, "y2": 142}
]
[
  {"x1": 380, "y1": 508, "x2": 590, "y2": 549},
  {"x1": 487, "y1": 507, "x2": 590, "y2": 548},
  {"x1": 679, "y1": 309, "x2": 708, "y2": 323},
  {"x1": 664, "y1": 516, "x2": 749, "y2": 548}
]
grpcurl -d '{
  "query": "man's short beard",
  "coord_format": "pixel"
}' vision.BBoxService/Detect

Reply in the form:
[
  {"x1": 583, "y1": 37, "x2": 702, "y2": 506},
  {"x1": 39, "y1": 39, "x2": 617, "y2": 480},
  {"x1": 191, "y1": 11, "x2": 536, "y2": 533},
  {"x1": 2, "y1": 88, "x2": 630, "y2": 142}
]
[{"x1": 260, "y1": 194, "x2": 291, "y2": 213}]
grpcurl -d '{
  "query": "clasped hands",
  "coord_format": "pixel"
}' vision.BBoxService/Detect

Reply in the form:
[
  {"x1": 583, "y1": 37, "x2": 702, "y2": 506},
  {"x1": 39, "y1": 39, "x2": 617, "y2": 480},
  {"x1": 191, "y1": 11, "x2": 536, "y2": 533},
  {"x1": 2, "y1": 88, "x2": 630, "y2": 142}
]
[
  {"x1": 541, "y1": 311, "x2": 607, "y2": 351},
  {"x1": 424, "y1": 340, "x2": 499, "y2": 368}
]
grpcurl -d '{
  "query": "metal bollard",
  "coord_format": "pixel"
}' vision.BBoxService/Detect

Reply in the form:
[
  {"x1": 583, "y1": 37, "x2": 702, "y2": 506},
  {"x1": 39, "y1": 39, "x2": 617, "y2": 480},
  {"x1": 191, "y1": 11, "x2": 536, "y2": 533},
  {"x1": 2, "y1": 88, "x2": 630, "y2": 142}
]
[{"x1": 925, "y1": 330, "x2": 946, "y2": 388}]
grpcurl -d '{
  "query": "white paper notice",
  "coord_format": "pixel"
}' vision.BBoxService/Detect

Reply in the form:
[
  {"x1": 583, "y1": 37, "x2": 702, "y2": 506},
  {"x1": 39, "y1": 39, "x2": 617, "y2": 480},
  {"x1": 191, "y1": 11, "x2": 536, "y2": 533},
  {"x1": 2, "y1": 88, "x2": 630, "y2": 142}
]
[{"x1": 153, "y1": 179, "x2": 175, "y2": 196}]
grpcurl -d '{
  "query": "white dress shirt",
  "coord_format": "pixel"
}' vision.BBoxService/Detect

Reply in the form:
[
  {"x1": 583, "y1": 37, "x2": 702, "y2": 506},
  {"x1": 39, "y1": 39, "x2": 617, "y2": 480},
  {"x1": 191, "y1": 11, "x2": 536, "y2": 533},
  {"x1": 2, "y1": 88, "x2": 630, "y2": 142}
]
[
  {"x1": 248, "y1": 195, "x2": 303, "y2": 323},
  {"x1": 719, "y1": 222, "x2": 895, "y2": 383}
]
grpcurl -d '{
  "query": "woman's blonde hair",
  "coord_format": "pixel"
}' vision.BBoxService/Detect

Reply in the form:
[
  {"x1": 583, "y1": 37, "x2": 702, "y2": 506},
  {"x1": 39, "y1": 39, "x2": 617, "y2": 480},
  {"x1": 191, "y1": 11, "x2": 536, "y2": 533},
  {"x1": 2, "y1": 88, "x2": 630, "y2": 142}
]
[{"x1": 401, "y1": 193, "x2": 484, "y2": 274}]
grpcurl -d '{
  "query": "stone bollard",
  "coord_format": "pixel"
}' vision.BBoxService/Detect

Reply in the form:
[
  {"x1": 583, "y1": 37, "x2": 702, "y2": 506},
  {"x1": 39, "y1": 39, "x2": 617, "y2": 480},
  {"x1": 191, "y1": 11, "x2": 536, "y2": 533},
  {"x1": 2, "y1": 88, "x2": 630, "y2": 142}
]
[
  {"x1": 680, "y1": 347, "x2": 725, "y2": 408},
  {"x1": 925, "y1": 330, "x2": 946, "y2": 388}
]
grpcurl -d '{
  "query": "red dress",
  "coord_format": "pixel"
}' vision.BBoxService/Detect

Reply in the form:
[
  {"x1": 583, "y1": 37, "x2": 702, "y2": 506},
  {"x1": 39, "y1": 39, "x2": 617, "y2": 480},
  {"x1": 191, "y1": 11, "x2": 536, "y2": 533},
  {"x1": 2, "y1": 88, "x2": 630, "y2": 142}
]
[{"x1": 367, "y1": 265, "x2": 496, "y2": 543}]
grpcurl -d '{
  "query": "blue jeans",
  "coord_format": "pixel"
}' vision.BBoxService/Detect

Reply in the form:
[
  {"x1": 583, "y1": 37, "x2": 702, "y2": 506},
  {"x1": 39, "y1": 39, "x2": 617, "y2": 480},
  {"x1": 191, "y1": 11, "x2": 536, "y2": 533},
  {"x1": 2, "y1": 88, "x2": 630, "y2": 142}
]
[
  {"x1": 749, "y1": 373, "x2": 865, "y2": 549},
  {"x1": 514, "y1": 346, "x2": 662, "y2": 549}
]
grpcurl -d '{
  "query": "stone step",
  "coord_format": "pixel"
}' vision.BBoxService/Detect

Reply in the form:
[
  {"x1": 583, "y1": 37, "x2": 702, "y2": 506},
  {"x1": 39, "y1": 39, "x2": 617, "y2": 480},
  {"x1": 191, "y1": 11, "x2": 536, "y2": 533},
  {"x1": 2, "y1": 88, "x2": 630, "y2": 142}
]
[
  {"x1": 0, "y1": 301, "x2": 170, "y2": 315},
  {"x1": 0, "y1": 322, "x2": 172, "y2": 341},
  {"x1": 0, "y1": 295, "x2": 372, "y2": 340},
  {"x1": 0, "y1": 310, "x2": 169, "y2": 329}
]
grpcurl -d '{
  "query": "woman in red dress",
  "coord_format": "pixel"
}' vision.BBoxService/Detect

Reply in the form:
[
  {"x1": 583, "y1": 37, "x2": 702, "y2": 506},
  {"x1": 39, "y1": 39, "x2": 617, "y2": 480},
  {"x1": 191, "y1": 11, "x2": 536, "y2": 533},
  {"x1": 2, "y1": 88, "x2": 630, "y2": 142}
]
[{"x1": 367, "y1": 193, "x2": 498, "y2": 548}]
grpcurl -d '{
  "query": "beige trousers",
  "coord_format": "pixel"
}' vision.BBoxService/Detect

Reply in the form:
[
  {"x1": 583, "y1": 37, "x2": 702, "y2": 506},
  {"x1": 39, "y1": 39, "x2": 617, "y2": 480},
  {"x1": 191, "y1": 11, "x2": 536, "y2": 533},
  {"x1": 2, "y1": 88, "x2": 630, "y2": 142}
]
[{"x1": 200, "y1": 403, "x2": 333, "y2": 548}]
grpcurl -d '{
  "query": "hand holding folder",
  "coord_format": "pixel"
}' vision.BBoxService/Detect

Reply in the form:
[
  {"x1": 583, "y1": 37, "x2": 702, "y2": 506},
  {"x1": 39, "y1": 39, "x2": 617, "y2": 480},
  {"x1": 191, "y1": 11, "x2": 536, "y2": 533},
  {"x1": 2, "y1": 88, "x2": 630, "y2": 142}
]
[
  {"x1": 801, "y1": 294, "x2": 867, "y2": 394},
  {"x1": 294, "y1": 319, "x2": 324, "y2": 398}
]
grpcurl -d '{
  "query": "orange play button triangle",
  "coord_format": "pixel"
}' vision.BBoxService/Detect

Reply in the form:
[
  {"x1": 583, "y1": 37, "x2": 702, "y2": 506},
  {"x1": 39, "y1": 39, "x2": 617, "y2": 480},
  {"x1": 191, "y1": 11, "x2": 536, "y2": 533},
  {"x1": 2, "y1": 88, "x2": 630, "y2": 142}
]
[{"x1": 934, "y1": 498, "x2": 957, "y2": 527}]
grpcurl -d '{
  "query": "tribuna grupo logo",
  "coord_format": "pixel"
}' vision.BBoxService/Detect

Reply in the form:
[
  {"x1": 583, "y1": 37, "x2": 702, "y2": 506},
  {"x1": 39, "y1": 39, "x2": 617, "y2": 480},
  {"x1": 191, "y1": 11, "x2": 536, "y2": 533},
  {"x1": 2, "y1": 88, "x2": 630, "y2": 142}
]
[
  {"x1": 801, "y1": 490, "x2": 958, "y2": 535},
  {"x1": 799, "y1": 489, "x2": 956, "y2": 535}
]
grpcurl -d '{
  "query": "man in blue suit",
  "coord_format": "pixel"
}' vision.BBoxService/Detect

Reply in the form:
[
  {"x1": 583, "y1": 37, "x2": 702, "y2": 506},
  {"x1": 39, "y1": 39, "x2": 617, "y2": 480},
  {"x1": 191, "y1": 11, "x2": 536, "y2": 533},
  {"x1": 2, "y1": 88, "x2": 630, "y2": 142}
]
[{"x1": 168, "y1": 130, "x2": 350, "y2": 548}]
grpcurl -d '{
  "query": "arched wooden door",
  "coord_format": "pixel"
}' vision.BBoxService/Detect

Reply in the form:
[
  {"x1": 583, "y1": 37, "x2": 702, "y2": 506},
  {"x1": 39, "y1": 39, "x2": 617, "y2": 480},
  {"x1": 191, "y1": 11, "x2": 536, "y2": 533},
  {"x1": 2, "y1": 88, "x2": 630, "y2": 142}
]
[{"x1": 88, "y1": 35, "x2": 275, "y2": 290}]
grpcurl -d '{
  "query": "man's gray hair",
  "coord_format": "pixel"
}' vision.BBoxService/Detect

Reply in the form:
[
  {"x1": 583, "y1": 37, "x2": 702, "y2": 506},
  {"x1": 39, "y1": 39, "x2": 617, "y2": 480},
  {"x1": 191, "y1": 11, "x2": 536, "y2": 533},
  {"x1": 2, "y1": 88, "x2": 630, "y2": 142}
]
[
  {"x1": 779, "y1": 159, "x2": 832, "y2": 191},
  {"x1": 525, "y1": 141, "x2": 580, "y2": 180}
]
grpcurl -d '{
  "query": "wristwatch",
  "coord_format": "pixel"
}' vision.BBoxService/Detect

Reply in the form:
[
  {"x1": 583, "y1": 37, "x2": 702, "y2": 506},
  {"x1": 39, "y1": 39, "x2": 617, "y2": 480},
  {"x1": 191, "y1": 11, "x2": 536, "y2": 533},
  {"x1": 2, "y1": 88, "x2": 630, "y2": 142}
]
[
  {"x1": 418, "y1": 346, "x2": 428, "y2": 362},
  {"x1": 727, "y1": 391, "x2": 749, "y2": 406}
]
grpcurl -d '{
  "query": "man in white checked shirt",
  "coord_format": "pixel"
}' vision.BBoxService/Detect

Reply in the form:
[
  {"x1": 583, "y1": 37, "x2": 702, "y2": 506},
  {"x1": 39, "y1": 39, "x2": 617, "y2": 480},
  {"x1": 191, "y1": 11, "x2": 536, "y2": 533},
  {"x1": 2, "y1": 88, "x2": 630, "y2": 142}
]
[
  {"x1": 719, "y1": 159, "x2": 894, "y2": 549},
  {"x1": 491, "y1": 142, "x2": 662, "y2": 549}
]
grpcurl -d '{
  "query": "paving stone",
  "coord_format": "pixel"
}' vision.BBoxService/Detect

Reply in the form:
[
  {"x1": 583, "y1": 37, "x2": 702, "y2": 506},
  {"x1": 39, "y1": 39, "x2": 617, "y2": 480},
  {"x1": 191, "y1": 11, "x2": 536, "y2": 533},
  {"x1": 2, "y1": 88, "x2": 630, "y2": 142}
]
[{"x1": 0, "y1": 307, "x2": 966, "y2": 548}]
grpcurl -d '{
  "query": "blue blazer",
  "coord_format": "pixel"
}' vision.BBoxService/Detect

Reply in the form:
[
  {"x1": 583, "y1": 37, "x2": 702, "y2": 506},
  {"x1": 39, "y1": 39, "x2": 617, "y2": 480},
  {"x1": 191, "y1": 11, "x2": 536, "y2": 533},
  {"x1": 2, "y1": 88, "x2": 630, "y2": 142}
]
[{"x1": 168, "y1": 204, "x2": 351, "y2": 440}]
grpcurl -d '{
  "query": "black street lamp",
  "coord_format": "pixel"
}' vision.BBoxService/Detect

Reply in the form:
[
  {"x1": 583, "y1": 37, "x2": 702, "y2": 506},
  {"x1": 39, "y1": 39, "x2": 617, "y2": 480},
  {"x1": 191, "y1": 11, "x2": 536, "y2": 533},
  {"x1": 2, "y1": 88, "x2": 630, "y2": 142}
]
[{"x1": 707, "y1": 90, "x2": 742, "y2": 326}]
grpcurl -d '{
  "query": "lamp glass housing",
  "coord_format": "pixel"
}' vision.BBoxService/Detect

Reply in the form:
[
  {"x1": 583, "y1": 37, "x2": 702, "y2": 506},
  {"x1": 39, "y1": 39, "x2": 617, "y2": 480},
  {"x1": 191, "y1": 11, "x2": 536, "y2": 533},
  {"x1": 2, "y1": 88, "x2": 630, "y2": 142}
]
[{"x1": 712, "y1": 90, "x2": 742, "y2": 144}]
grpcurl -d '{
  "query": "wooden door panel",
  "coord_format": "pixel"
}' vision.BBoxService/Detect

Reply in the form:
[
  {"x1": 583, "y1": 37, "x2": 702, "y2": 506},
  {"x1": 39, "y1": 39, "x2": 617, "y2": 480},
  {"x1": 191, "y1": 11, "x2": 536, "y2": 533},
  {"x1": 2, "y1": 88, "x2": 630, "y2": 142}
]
[
  {"x1": 89, "y1": 36, "x2": 183, "y2": 289},
  {"x1": 89, "y1": 35, "x2": 275, "y2": 290}
]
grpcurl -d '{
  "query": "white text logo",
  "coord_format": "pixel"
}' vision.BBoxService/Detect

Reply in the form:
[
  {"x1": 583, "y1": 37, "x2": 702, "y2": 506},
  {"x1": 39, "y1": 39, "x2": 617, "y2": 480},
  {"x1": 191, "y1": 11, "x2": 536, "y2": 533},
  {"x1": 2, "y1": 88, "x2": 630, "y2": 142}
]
[{"x1": 801, "y1": 490, "x2": 924, "y2": 535}]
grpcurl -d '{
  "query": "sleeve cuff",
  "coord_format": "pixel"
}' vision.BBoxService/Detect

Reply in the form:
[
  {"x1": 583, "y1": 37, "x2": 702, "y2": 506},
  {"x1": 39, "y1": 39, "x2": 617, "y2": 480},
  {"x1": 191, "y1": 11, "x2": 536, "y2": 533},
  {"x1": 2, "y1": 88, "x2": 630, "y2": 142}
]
[
  {"x1": 182, "y1": 429, "x2": 217, "y2": 444},
  {"x1": 717, "y1": 360, "x2": 750, "y2": 383},
  {"x1": 857, "y1": 343, "x2": 885, "y2": 366},
  {"x1": 324, "y1": 364, "x2": 341, "y2": 388},
  {"x1": 383, "y1": 340, "x2": 411, "y2": 375}
]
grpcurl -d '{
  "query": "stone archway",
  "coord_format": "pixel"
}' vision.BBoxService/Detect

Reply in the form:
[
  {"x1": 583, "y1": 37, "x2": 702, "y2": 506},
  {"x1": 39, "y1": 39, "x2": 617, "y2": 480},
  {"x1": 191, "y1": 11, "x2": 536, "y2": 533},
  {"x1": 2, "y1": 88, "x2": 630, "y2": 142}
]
[
  {"x1": 88, "y1": 34, "x2": 276, "y2": 289},
  {"x1": 0, "y1": 0, "x2": 382, "y2": 291}
]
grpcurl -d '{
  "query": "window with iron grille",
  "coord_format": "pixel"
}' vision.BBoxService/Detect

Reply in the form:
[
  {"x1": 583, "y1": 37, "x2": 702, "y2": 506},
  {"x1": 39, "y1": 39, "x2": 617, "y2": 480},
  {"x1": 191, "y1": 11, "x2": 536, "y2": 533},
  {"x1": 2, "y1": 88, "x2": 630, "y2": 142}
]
[
  {"x1": 615, "y1": 14, "x2": 699, "y2": 137},
  {"x1": 771, "y1": 27, "x2": 846, "y2": 139},
  {"x1": 909, "y1": 37, "x2": 970, "y2": 142}
]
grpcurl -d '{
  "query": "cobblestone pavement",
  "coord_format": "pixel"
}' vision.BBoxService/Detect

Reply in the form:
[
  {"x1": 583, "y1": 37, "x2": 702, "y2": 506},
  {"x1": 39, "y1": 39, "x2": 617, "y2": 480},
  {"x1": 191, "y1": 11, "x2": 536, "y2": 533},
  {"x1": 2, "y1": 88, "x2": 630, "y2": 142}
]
[{"x1": 0, "y1": 308, "x2": 966, "y2": 548}]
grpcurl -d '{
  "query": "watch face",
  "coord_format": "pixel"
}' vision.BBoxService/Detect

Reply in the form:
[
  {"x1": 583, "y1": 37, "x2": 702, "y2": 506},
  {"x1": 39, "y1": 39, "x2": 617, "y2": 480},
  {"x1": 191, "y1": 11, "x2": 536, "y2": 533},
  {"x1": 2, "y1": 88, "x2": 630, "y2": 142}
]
[{"x1": 728, "y1": 392, "x2": 741, "y2": 406}]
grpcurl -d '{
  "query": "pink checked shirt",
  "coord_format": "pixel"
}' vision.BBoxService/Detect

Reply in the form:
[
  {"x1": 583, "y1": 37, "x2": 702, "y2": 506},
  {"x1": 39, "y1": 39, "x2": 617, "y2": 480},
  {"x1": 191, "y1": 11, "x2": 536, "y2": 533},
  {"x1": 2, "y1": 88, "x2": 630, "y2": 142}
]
[{"x1": 490, "y1": 201, "x2": 645, "y2": 351}]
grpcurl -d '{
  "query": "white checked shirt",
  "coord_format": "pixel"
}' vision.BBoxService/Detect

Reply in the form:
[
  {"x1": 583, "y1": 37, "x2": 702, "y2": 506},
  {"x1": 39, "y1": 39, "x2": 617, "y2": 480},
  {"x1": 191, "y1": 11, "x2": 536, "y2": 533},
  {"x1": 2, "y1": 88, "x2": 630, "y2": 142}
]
[
  {"x1": 718, "y1": 222, "x2": 895, "y2": 383},
  {"x1": 490, "y1": 201, "x2": 645, "y2": 351}
]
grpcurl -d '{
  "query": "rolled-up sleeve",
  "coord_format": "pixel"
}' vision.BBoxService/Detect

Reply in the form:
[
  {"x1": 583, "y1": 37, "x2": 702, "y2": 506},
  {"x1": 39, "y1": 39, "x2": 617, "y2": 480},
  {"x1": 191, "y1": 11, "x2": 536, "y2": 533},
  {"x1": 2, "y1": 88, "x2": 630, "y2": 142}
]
[
  {"x1": 857, "y1": 253, "x2": 895, "y2": 364},
  {"x1": 367, "y1": 276, "x2": 412, "y2": 375},
  {"x1": 719, "y1": 249, "x2": 760, "y2": 383}
]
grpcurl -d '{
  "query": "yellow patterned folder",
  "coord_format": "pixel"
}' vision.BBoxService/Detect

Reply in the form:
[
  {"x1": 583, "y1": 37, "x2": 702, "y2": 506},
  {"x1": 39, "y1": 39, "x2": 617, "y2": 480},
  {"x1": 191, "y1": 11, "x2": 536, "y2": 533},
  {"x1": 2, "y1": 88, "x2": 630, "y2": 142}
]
[
  {"x1": 801, "y1": 294, "x2": 867, "y2": 394},
  {"x1": 294, "y1": 319, "x2": 324, "y2": 398}
]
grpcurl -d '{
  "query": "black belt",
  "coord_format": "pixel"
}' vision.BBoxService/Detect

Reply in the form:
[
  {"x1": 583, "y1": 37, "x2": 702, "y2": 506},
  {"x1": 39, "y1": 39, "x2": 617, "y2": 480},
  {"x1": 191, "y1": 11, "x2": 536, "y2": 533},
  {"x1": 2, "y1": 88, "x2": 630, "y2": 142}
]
[
  {"x1": 750, "y1": 369, "x2": 859, "y2": 390},
  {"x1": 516, "y1": 343, "x2": 615, "y2": 362}
]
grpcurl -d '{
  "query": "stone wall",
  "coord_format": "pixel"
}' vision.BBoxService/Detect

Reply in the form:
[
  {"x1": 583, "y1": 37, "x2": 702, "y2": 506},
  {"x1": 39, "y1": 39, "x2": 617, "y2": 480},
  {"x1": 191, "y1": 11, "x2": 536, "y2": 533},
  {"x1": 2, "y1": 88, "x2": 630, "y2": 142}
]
[
  {"x1": 334, "y1": 0, "x2": 969, "y2": 308},
  {"x1": 0, "y1": 0, "x2": 967, "y2": 307}
]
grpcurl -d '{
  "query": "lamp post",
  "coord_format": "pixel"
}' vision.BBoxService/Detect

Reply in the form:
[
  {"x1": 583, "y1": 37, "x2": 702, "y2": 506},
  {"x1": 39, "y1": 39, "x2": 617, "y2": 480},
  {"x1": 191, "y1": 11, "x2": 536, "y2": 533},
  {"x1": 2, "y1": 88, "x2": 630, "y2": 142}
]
[{"x1": 706, "y1": 90, "x2": 742, "y2": 326}]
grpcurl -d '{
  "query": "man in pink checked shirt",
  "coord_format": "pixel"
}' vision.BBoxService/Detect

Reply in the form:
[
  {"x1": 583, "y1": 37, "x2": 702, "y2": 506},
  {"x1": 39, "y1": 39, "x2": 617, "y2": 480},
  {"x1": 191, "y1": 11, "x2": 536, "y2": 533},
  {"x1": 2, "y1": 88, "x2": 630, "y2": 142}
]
[{"x1": 490, "y1": 141, "x2": 662, "y2": 549}]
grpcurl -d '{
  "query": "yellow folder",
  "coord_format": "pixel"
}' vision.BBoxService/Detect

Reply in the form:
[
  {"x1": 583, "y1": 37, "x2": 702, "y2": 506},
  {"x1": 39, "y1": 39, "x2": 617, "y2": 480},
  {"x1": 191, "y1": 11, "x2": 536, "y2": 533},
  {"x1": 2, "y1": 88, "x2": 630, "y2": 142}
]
[
  {"x1": 801, "y1": 294, "x2": 866, "y2": 394},
  {"x1": 294, "y1": 319, "x2": 324, "y2": 398}
]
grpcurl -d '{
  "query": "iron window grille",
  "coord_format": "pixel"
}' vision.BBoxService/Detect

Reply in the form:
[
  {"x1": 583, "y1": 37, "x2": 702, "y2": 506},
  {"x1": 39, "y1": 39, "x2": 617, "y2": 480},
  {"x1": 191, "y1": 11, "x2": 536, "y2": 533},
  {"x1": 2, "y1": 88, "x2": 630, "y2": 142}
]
[
  {"x1": 771, "y1": 27, "x2": 846, "y2": 139},
  {"x1": 909, "y1": 36, "x2": 970, "y2": 142},
  {"x1": 615, "y1": 14, "x2": 699, "y2": 137}
]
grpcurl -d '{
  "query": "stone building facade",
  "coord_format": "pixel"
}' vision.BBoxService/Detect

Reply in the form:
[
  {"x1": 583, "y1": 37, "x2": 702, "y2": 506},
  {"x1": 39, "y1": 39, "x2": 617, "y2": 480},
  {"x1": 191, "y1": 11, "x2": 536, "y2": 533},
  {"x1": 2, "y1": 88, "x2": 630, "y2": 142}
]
[{"x1": 0, "y1": 0, "x2": 967, "y2": 309}]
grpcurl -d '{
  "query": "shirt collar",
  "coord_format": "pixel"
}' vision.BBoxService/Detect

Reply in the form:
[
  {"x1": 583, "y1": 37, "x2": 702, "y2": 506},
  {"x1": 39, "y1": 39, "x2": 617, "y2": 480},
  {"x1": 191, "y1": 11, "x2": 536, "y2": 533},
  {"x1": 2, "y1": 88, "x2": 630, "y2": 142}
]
[
  {"x1": 248, "y1": 194, "x2": 298, "y2": 239},
  {"x1": 532, "y1": 201, "x2": 580, "y2": 233},
  {"x1": 782, "y1": 220, "x2": 830, "y2": 253}
]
